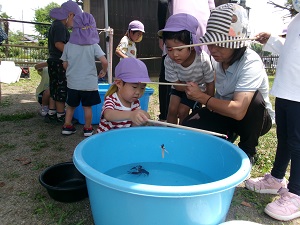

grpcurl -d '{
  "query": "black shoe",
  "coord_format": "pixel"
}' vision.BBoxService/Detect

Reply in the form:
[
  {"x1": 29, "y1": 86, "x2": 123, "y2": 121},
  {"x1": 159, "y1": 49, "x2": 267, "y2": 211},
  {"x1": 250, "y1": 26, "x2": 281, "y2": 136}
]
[
  {"x1": 57, "y1": 114, "x2": 65, "y2": 123},
  {"x1": 44, "y1": 113, "x2": 57, "y2": 123},
  {"x1": 62, "y1": 124, "x2": 76, "y2": 135}
]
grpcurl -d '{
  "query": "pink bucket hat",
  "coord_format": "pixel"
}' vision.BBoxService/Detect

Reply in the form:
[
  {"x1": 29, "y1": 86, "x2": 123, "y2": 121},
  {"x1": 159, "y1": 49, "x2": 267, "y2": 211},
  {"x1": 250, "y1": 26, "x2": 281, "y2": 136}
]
[
  {"x1": 200, "y1": 3, "x2": 249, "y2": 49},
  {"x1": 115, "y1": 58, "x2": 150, "y2": 83},
  {"x1": 128, "y1": 20, "x2": 145, "y2": 33},
  {"x1": 69, "y1": 12, "x2": 99, "y2": 45},
  {"x1": 50, "y1": 0, "x2": 82, "y2": 20}
]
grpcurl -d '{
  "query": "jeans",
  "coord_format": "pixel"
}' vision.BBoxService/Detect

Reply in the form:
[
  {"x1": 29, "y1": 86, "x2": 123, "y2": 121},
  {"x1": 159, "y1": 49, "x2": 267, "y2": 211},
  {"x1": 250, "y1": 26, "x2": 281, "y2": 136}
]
[{"x1": 271, "y1": 98, "x2": 300, "y2": 196}]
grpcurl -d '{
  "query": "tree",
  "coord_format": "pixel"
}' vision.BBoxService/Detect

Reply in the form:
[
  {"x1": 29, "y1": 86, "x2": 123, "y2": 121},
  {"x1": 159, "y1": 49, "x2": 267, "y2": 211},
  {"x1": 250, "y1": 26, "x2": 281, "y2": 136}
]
[
  {"x1": 250, "y1": 43, "x2": 272, "y2": 56},
  {"x1": 267, "y1": 0, "x2": 298, "y2": 18},
  {"x1": 0, "y1": 12, "x2": 11, "y2": 19},
  {"x1": 33, "y1": 2, "x2": 60, "y2": 38}
]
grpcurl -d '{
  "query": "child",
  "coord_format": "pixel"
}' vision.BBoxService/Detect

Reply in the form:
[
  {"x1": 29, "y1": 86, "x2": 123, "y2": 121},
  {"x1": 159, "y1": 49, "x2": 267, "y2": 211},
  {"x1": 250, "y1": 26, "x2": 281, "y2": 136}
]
[
  {"x1": 97, "y1": 58, "x2": 150, "y2": 133},
  {"x1": 158, "y1": 13, "x2": 215, "y2": 125},
  {"x1": 61, "y1": 12, "x2": 108, "y2": 137},
  {"x1": 115, "y1": 20, "x2": 145, "y2": 59},
  {"x1": 45, "y1": 0, "x2": 82, "y2": 123},
  {"x1": 35, "y1": 62, "x2": 50, "y2": 116}
]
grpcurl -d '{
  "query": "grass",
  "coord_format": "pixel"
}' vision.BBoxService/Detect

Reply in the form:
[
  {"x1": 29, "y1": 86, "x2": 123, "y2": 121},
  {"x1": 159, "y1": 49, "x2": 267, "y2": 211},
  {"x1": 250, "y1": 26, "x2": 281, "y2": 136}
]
[{"x1": 2, "y1": 69, "x2": 289, "y2": 224}]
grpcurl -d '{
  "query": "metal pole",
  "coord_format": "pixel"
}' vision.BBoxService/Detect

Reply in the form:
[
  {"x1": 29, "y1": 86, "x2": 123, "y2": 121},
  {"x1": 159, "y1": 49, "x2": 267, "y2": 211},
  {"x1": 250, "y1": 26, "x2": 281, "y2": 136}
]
[{"x1": 104, "y1": 0, "x2": 112, "y2": 84}]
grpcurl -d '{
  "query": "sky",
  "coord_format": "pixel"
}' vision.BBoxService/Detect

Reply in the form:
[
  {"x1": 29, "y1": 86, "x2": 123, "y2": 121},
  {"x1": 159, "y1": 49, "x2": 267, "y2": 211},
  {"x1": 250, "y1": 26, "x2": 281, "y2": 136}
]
[
  {"x1": 247, "y1": 0, "x2": 291, "y2": 36},
  {"x1": 0, "y1": 0, "x2": 66, "y2": 34},
  {"x1": 0, "y1": 0, "x2": 292, "y2": 36}
]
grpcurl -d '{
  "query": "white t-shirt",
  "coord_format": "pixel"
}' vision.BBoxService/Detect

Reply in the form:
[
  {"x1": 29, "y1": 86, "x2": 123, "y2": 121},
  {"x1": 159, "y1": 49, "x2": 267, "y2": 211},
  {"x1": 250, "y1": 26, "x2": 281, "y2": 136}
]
[
  {"x1": 267, "y1": 13, "x2": 300, "y2": 102},
  {"x1": 116, "y1": 35, "x2": 137, "y2": 58},
  {"x1": 164, "y1": 51, "x2": 214, "y2": 91}
]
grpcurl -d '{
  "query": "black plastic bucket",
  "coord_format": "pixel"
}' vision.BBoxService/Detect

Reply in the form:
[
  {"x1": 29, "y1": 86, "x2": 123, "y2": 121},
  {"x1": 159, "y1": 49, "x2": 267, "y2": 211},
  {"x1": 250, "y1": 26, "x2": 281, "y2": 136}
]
[{"x1": 39, "y1": 162, "x2": 88, "y2": 202}]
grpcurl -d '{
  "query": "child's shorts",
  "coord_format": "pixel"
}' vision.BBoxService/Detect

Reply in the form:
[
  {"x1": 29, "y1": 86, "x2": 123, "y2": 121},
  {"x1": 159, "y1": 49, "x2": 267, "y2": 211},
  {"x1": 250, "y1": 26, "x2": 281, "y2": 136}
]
[
  {"x1": 47, "y1": 58, "x2": 67, "y2": 102},
  {"x1": 170, "y1": 88, "x2": 197, "y2": 109},
  {"x1": 66, "y1": 89, "x2": 101, "y2": 107}
]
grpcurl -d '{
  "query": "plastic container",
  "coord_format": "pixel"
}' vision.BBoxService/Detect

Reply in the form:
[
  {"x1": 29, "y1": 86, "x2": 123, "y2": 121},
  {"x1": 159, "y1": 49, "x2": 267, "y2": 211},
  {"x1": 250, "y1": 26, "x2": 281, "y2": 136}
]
[
  {"x1": 73, "y1": 127, "x2": 250, "y2": 225},
  {"x1": 39, "y1": 162, "x2": 88, "y2": 202},
  {"x1": 73, "y1": 83, "x2": 154, "y2": 125}
]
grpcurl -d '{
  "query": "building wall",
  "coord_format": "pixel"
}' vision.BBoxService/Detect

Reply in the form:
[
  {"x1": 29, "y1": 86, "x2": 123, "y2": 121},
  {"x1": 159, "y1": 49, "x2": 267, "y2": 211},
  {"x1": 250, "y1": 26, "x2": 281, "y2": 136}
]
[
  {"x1": 85, "y1": 0, "x2": 247, "y2": 76},
  {"x1": 87, "y1": 0, "x2": 162, "y2": 77}
]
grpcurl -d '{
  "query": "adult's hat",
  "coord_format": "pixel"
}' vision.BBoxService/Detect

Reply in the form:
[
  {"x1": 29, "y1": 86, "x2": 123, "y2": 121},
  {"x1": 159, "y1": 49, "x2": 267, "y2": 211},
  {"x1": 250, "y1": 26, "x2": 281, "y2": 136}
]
[
  {"x1": 292, "y1": 0, "x2": 300, "y2": 12},
  {"x1": 200, "y1": 3, "x2": 249, "y2": 49},
  {"x1": 50, "y1": 0, "x2": 82, "y2": 20}
]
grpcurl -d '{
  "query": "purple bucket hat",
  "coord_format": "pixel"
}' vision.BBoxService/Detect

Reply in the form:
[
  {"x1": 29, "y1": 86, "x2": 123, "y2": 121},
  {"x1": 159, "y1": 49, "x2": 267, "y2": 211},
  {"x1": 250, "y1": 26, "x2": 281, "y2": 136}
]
[
  {"x1": 128, "y1": 20, "x2": 145, "y2": 33},
  {"x1": 115, "y1": 58, "x2": 150, "y2": 83},
  {"x1": 50, "y1": 0, "x2": 82, "y2": 20},
  {"x1": 69, "y1": 12, "x2": 99, "y2": 45},
  {"x1": 157, "y1": 13, "x2": 201, "y2": 55}
]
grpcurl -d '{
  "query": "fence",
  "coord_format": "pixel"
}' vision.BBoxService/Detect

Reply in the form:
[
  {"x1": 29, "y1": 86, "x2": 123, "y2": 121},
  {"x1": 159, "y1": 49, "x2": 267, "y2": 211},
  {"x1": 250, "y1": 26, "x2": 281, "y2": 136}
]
[
  {"x1": 0, "y1": 43, "x2": 48, "y2": 67},
  {"x1": 261, "y1": 55, "x2": 279, "y2": 70}
]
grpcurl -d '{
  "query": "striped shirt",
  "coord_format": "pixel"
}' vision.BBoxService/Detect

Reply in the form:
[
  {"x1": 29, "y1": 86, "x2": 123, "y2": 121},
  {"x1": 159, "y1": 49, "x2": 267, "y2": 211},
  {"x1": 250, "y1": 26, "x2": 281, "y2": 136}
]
[
  {"x1": 97, "y1": 92, "x2": 140, "y2": 133},
  {"x1": 164, "y1": 51, "x2": 214, "y2": 91}
]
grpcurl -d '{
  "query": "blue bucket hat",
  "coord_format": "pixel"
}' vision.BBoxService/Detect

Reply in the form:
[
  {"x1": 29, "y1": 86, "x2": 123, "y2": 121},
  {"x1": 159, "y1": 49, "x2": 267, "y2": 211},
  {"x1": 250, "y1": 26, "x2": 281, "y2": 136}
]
[
  {"x1": 50, "y1": 0, "x2": 82, "y2": 20},
  {"x1": 115, "y1": 58, "x2": 150, "y2": 83},
  {"x1": 157, "y1": 13, "x2": 201, "y2": 55},
  {"x1": 69, "y1": 12, "x2": 99, "y2": 45}
]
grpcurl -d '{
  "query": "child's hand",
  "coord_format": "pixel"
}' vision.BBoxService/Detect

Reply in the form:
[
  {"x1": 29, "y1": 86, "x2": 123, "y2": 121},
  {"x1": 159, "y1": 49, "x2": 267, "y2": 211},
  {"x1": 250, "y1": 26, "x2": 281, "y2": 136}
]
[
  {"x1": 185, "y1": 82, "x2": 203, "y2": 101},
  {"x1": 130, "y1": 109, "x2": 150, "y2": 126},
  {"x1": 98, "y1": 70, "x2": 107, "y2": 78}
]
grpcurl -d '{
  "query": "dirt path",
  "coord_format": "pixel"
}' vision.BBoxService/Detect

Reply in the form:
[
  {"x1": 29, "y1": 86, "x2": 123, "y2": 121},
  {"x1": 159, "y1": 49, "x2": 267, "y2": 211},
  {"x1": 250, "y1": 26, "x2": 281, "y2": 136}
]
[{"x1": 0, "y1": 80, "x2": 299, "y2": 225}]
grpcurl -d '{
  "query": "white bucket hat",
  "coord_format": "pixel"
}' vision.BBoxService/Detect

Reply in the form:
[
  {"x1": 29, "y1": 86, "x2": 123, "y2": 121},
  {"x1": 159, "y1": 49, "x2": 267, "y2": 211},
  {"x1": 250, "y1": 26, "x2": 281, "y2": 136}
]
[{"x1": 200, "y1": 3, "x2": 249, "y2": 49}]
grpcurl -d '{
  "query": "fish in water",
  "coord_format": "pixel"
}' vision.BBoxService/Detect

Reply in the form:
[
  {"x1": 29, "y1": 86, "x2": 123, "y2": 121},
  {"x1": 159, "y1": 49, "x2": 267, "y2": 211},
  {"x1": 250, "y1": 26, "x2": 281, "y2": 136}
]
[{"x1": 128, "y1": 165, "x2": 149, "y2": 176}]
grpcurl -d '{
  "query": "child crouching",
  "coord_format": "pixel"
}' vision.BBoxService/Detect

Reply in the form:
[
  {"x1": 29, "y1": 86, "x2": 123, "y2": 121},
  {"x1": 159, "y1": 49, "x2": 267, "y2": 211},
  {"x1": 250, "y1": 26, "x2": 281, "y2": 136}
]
[{"x1": 97, "y1": 58, "x2": 151, "y2": 133}]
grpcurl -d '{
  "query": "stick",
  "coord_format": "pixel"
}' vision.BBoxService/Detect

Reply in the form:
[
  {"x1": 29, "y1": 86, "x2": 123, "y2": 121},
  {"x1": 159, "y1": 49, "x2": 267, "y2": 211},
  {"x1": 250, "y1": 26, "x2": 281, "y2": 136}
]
[
  {"x1": 171, "y1": 38, "x2": 256, "y2": 50},
  {"x1": 138, "y1": 57, "x2": 161, "y2": 60},
  {"x1": 141, "y1": 81, "x2": 189, "y2": 87},
  {"x1": 148, "y1": 119, "x2": 227, "y2": 138}
]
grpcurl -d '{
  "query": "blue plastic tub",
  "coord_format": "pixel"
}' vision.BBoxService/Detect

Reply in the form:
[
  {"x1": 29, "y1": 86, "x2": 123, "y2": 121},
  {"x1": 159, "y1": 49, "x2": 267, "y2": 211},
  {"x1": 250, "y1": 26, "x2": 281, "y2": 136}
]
[
  {"x1": 73, "y1": 127, "x2": 250, "y2": 225},
  {"x1": 73, "y1": 83, "x2": 154, "y2": 125}
]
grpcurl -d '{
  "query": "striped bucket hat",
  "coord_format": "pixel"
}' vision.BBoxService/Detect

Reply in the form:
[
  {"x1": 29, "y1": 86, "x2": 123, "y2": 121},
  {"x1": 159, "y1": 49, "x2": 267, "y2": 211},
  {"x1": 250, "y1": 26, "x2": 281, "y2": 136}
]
[{"x1": 200, "y1": 3, "x2": 249, "y2": 49}]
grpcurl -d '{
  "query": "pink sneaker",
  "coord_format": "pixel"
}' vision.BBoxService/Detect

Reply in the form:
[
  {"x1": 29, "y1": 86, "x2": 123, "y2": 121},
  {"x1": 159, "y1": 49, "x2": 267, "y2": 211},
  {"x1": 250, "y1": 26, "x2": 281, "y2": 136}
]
[
  {"x1": 245, "y1": 173, "x2": 287, "y2": 194},
  {"x1": 264, "y1": 188, "x2": 300, "y2": 221}
]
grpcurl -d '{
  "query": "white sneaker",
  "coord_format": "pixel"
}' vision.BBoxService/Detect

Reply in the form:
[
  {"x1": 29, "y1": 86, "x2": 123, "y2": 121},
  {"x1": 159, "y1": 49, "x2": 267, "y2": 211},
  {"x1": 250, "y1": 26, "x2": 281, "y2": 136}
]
[
  {"x1": 264, "y1": 188, "x2": 300, "y2": 221},
  {"x1": 245, "y1": 173, "x2": 287, "y2": 194}
]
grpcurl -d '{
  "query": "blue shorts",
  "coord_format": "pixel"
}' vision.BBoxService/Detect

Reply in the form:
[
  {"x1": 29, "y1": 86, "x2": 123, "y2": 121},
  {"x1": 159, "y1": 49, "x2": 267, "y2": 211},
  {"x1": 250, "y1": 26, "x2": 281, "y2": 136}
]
[
  {"x1": 170, "y1": 88, "x2": 198, "y2": 109},
  {"x1": 66, "y1": 89, "x2": 101, "y2": 107}
]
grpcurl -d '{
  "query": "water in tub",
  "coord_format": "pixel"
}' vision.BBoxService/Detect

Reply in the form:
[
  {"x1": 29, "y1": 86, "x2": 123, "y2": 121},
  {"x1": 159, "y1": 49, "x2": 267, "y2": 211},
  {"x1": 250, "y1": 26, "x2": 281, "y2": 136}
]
[{"x1": 105, "y1": 162, "x2": 213, "y2": 186}]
